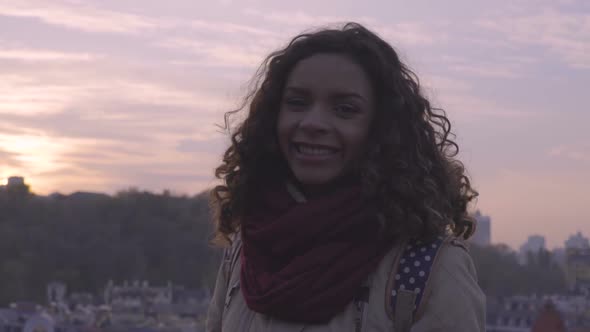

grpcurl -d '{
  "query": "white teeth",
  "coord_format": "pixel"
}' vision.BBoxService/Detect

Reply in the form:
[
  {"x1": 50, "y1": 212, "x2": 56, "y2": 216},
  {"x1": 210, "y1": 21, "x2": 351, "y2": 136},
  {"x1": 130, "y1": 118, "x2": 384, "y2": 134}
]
[{"x1": 296, "y1": 144, "x2": 336, "y2": 155}]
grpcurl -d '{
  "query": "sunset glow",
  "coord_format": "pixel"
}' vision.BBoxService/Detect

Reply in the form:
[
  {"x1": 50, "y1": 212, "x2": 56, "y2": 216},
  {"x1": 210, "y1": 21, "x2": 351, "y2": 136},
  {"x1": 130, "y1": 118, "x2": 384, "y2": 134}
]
[{"x1": 0, "y1": 0, "x2": 588, "y2": 248}]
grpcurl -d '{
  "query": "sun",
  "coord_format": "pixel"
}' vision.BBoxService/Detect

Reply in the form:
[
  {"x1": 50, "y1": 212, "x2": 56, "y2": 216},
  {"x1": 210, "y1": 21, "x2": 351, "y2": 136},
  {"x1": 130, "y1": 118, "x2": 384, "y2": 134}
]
[{"x1": 0, "y1": 133, "x2": 72, "y2": 193}]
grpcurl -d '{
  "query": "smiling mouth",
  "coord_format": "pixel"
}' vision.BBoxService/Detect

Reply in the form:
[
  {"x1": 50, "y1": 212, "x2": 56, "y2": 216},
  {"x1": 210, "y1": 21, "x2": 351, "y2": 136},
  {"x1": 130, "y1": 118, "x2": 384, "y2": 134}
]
[{"x1": 292, "y1": 142, "x2": 340, "y2": 156}]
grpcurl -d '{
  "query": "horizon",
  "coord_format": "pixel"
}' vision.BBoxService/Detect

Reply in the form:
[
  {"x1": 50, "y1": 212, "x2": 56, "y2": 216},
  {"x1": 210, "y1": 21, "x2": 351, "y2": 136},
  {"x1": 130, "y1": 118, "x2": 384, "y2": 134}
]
[
  {"x1": 1, "y1": 175, "x2": 586, "y2": 252},
  {"x1": 1, "y1": 0, "x2": 589, "y2": 250}
]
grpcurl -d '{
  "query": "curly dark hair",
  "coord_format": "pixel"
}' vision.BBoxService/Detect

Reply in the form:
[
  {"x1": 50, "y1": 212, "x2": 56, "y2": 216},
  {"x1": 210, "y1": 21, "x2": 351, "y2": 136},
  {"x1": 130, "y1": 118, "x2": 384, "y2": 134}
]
[{"x1": 210, "y1": 22, "x2": 478, "y2": 246}]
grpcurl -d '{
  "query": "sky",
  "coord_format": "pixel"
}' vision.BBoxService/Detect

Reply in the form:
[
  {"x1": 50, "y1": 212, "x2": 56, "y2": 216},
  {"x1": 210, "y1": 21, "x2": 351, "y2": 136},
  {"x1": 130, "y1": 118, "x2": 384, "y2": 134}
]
[{"x1": 0, "y1": 0, "x2": 589, "y2": 249}]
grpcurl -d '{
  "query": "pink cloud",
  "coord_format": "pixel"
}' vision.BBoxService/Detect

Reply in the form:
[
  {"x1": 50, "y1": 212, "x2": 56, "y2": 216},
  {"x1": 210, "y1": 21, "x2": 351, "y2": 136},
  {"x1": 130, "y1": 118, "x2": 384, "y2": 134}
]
[
  {"x1": 242, "y1": 8, "x2": 354, "y2": 27},
  {"x1": 548, "y1": 145, "x2": 590, "y2": 163},
  {"x1": 377, "y1": 22, "x2": 448, "y2": 46},
  {"x1": 188, "y1": 19, "x2": 277, "y2": 37},
  {"x1": 0, "y1": 49, "x2": 99, "y2": 62},
  {"x1": 448, "y1": 63, "x2": 521, "y2": 79},
  {"x1": 242, "y1": 8, "x2": 445, "y2": 46},
  {"x1": 157, "y1": 37, "x2": 266, "y2": 68},
  {"x1": 0, "y1": 0, "x2": 158, "y2": 34},
  {"x1": 478, "y1": 9, "x2": 590, "y2": 69}
]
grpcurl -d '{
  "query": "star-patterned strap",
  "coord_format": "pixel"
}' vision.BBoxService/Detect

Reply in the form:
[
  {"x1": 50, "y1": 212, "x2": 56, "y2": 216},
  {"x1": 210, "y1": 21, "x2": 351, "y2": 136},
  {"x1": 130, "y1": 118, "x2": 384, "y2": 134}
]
[{"x1": 389, "y1": 236, "x2": 446, "y2": 324}]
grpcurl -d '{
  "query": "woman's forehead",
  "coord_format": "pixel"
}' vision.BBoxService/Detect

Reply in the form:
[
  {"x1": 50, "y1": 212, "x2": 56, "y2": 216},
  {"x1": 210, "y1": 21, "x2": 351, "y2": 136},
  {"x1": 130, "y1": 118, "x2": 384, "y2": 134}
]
[{"x1": 284, "y1": 53, "x2": 373, "y2": 97}]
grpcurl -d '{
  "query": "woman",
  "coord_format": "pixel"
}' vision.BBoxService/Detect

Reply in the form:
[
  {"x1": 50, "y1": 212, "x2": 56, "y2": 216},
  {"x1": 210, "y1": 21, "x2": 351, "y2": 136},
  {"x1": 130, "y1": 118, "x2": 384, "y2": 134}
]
[{"x1": 207, "y1": 22, "x2": 485, "y2": 331}]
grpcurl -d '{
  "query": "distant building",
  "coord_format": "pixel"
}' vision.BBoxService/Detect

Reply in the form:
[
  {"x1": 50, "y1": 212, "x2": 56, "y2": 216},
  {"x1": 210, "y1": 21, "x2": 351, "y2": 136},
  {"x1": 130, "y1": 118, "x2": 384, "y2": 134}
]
[
  {"x1": 0, "y1": 302, "x2": 54, "y2": 332},
  {"x1": 521, "y1": 235, "x2": 546, "y2": 253},
  {"x1": 487, "y1": 295, "x2": 590, "y2": 331},
  {"x1": 519, "y1": 235, "x2": 547, "y2": 265},
  {"x1": 566, "y1": 232, "x2": 590, "y2": 250},
  {"x1": 0, "y1": 176, "x2": 24, "y2": 191},
  {"x1": 23, "y1": 312, "x2": 55, "y2": 332},
  {"x1": 104, "y1": 280, "x2": 173, "y2": 311},
  {"x1": 552, "y1": 247, "x2": 567, "y2": 268},
  {"x1": 7, "y1": 176, "x2": 25, "y2": 187},
  {"x1": 471, "y1": 210, "x2": 491, "y2": 246},
  {"x1": 551, "y1": 295, "x2": 590, "y2": 329},
  {"x1": 486, "y1": 295, "x2": 538, "y2": 332},
  {"x1": 0, "y1": 308, "x2": 20, "y2": 332},
  {"x1": 566, "y1": 247, "x2": 590, "y2": 295},
  {"x1": 47, "y1": 282, "x2": 67, "y2": 305},
  {"x1": 563, "y1": 232, "x2": 590, "y2": 295},
  {"x1": 2, "y1": 280, "x2": 210, "y2": 332},
  {"x1": 1, "y1": 176, "x2": 30, "y2": 194}
]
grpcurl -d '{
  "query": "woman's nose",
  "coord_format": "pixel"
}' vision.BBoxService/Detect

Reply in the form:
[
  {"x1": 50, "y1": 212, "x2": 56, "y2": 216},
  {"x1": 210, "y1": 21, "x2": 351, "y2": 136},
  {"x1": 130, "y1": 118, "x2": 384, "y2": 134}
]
[{"x1": 298, "y1": 103, "x2": 330, "y2": 133}]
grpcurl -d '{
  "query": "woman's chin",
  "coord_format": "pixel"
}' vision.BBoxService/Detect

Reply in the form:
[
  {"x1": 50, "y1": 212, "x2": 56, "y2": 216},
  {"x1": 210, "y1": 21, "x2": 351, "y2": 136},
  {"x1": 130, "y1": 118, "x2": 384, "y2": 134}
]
[
  {"x1": 293, "y1": 174, "x2": 338, "y2": 187},
  {"x1": 292, "y1": 173, "x2": 355, "y2": 196}
]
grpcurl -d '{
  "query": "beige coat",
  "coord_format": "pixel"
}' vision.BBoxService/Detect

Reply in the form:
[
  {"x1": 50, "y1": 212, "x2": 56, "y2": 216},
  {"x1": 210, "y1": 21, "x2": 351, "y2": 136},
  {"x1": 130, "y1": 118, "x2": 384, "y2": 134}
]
[{"x1": 206, "y1": 235, "x2": 486, "y2": 332}]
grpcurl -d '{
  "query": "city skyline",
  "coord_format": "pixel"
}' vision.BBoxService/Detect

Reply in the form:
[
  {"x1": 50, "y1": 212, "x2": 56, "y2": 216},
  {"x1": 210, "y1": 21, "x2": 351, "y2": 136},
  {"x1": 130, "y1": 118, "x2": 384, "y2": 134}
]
[{"x1": 0, "y1": 0, "x2": 589, "y2": 249}]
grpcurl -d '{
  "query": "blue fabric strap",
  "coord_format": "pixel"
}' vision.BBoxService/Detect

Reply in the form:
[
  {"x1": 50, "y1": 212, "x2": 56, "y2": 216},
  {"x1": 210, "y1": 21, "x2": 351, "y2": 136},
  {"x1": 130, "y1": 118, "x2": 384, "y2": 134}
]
[{"x1": 390, "y1": 236, "x2": 445, "y2": 322}]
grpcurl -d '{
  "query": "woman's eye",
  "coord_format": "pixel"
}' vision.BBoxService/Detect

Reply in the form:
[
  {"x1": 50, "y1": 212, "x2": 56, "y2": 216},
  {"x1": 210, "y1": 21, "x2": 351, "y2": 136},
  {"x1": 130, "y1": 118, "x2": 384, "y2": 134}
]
[
  {"x1": 284, "y1": 98, "x2": 308, "y2": 108},
  {"x1": 334, "y1": 104, "x2": 359, "y2": 115}
]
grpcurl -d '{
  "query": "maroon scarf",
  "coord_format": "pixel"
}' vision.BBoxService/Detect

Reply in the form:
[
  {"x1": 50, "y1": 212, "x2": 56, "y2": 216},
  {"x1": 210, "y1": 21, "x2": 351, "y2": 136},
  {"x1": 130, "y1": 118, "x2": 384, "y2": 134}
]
[{"x1": 240, "y1": 180, "x2": 393, "y2": 323}]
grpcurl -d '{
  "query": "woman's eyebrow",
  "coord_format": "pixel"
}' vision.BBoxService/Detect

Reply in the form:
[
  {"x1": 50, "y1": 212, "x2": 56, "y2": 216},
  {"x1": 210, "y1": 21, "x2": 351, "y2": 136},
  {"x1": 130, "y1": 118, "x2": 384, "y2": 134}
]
[
  {"x1": 284, "y1": 86, "x2": 309, "y2": 94},
  {"x1": 285, "y1": 86, "x2": 367, "y2": 102},
  {"x1": 331, "y1": 92, "x2": 367, "y2": 102}
]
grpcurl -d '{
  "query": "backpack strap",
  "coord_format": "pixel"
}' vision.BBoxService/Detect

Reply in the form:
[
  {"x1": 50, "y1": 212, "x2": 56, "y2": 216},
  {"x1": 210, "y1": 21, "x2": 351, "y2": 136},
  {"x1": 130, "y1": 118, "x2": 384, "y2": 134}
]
[
  {"x1": 353, "y1": 276, "x2": 373, "y2": 332},
  {"x1": 221, "y1": 233, "x2": 243, "y2": 312},
  {"x1": 386, "y1": 235, "x2": 449, "y2": 332},
  {"x1": 223, "y1": 232, "x2": 242, "y2": 288}
]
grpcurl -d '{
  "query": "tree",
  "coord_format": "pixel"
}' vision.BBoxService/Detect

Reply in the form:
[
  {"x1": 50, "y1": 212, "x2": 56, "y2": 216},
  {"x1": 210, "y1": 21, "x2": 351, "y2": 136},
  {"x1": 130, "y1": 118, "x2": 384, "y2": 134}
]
[
  {"x1": 0, "y1": 188, "x2": 221, "y2": 306},
  {"x1": 470, "y1": 244, "x2": 567, "y2": 297}
]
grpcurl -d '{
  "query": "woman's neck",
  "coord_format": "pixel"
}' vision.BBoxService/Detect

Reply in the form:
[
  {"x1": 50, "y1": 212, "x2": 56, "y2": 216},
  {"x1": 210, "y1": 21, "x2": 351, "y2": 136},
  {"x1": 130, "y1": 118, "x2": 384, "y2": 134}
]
[{"x1": 290, "y1": 174, "x2": 361, "y2": 200}]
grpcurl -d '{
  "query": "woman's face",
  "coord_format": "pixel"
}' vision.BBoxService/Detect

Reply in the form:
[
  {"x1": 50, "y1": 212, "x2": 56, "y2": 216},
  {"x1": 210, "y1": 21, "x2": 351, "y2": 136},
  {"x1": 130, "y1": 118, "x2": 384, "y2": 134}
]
[{"x1": 277, "y1": 53, "x2": 376, "y2": 192}]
